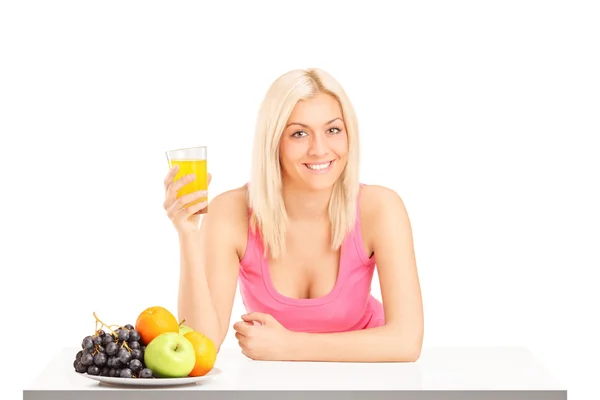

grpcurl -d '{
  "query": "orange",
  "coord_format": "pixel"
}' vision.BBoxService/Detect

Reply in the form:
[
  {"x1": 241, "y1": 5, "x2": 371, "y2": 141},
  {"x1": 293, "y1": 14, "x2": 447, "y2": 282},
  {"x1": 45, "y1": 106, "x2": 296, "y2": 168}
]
[
  {"x1": 135, "y1": 306, "x2": 179, "y2": 346},
  {"x1": 183, "y1": 331, "x2": 217, "y2": 376}
]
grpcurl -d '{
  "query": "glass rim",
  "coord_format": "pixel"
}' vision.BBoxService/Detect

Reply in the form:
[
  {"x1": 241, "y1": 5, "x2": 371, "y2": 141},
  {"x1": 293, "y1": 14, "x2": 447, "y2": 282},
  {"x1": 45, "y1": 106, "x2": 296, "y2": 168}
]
[{"x1": 165, "y1": 146, "x2": 207, "y2": 154}]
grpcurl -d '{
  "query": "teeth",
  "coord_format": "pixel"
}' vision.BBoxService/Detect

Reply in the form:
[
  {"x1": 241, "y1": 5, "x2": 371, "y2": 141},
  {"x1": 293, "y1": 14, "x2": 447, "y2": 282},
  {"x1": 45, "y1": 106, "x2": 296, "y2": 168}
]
[{"x1": 306, "y1": 162, "x2": 331, "y2": 170}]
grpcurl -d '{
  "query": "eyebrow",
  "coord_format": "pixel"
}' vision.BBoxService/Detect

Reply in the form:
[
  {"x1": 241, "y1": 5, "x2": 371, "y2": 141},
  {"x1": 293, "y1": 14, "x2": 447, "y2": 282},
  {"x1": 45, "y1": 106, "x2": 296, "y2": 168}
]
[{"x1": 285, "y1": 117, "x2": 343, "y2": 129}]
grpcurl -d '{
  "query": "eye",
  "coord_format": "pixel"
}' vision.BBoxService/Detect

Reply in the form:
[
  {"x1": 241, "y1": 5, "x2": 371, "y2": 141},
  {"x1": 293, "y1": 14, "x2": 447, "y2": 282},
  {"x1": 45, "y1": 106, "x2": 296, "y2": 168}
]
[
  {"x1": 291, "y1": 130, "x2": 307, "y2": 138},
  {"x1": 327, "y1": 127, "x2": 342, "y2": 134}
]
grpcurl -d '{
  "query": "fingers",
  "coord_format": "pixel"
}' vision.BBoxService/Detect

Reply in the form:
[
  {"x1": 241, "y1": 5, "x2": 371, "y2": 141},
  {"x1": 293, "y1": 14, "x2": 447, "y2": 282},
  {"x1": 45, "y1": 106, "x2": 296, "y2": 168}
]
[
  {"x1": 166, "y1": 173, "x2": 197, "y2": 199},
  {"x1": 232, "y1": 321, "x2": 253, "y2": 336},
  {"x1": 164, "y1": 165, "x2": 179, "y2": 191},
  {"x1": 235, "y1": 332, "x2": 248, "y2": 347},
  {"x1": 234, "y1": 322, "x2": 257, "y2": 359},
  {"x1": 241, "y1": 312, "x2": 270, "y2": 325},
  {"x1": 164, "y1": 168, "x2": 212, "y2": 193},
  {"x1": 163, "y1": 166, "x2": 212, "y2": 223},
  {"x1": 168, "y1": 200, "x2": 208, "y2": 223},
  {"x1": 181, "y1": 199, "x2": 208, "y2": 217},
  {"x1": 164, "y1": 169, "x2": 212, "y2": 204},
  {"x1": 166, "y1": 191, "x2": 207, "y2": 220},
  {"x1": 163, "y1": 174, "x2": 198, "y2": 211}
]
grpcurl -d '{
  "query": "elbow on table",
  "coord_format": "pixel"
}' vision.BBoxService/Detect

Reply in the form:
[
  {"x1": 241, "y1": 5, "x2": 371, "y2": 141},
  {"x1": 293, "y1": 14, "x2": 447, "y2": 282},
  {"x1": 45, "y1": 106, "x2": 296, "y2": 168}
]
[
  {"x1": 391, "y1": 343, "x2": 421, "y2": 362},
  {"x1": 403, "y1": 346, "x2": 422, "y2": 362},
  {"x1": 214, "y1": 335, "x2": 226, "y2": 355},
  {"x1": 389, "y1": 328, "x2": 423, "y2": 362},
  {"x1": 213, "y1": 327, "x2": 230, "y2": 355}
]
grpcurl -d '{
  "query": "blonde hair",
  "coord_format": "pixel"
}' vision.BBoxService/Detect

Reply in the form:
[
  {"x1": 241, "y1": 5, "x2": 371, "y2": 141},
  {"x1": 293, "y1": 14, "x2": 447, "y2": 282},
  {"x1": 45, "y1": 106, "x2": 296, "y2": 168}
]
[{"x1": 247, "y1": 68, "x2": 361, "y2": 259}]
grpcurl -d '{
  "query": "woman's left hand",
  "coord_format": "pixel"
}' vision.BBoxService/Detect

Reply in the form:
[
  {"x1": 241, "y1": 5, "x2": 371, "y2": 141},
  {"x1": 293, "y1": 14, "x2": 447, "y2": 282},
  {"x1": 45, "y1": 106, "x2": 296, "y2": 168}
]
[{"x1": 233, "y1": 312, "x2": 296, "y2": 361}]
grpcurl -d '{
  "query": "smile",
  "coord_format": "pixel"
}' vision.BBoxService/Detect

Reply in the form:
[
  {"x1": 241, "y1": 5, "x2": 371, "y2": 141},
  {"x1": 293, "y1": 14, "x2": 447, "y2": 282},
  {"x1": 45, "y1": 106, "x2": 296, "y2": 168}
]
[{"x1": 304, "y1": 161, "x2": 334, "y2": 171}]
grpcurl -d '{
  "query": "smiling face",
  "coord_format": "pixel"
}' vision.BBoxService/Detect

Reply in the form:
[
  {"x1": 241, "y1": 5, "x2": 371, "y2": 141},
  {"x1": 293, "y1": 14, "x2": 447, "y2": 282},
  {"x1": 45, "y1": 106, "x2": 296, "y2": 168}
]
[{"x1": 279, "y1": 92, "x2": 349, "y2": 192}]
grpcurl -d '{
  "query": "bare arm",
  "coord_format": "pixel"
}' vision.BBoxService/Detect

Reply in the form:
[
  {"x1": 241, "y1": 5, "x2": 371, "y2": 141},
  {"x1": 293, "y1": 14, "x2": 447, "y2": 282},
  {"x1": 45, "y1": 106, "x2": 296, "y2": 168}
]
[
  {"x1": 177, "y1": 190, "x2": 244, "y2": 351},
  {"x1": 288, "y1": 186, "x2": 424, "y2": 362}
]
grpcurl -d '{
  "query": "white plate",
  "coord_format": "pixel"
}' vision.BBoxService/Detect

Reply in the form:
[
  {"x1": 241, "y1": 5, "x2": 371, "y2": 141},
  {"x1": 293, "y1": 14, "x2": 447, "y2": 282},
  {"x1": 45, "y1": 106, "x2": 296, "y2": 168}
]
[{"x1": 78, "y1": 367, "x2": 221, "y2": 387}]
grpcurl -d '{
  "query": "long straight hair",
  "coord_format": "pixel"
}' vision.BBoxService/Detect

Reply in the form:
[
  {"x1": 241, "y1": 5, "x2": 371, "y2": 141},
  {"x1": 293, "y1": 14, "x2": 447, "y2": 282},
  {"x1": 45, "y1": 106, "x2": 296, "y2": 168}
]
[{"x1": 247, "y1": 68, "x2": 361, "y2": 260}]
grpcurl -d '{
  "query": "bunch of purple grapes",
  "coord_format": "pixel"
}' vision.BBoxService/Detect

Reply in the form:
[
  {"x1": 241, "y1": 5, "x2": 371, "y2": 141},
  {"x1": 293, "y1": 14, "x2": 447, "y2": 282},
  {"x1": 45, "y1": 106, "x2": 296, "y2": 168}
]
[{"x1": 73, "y1": 324, "x2": 154, "y2": 379}]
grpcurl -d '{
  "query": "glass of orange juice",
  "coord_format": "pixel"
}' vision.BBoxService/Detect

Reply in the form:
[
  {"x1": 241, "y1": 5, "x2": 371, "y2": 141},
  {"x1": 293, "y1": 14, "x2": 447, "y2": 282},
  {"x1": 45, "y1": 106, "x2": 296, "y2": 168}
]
[{"x1": 165, "y1": 146, "x2": 208, "y2": 214}]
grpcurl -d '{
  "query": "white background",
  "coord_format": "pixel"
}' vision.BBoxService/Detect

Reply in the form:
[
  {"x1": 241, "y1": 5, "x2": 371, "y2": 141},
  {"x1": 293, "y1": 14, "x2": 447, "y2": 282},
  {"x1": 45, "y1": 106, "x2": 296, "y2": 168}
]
[{"x1": 1, "y1": 0, "x2": 599, "y2": 399}]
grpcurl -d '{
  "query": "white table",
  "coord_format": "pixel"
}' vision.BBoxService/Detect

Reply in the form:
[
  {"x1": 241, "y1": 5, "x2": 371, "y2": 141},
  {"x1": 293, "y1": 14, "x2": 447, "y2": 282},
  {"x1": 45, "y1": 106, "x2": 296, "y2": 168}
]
[{"x1": 23, "y1": 346, "x2": 566, "y2": 399}]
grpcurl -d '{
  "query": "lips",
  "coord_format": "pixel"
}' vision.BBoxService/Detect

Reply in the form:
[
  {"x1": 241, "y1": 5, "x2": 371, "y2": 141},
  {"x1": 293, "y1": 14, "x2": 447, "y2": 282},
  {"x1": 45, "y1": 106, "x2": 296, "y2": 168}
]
[{"x1": 304, "y1": 161, "x2": 333, "y2": 170}]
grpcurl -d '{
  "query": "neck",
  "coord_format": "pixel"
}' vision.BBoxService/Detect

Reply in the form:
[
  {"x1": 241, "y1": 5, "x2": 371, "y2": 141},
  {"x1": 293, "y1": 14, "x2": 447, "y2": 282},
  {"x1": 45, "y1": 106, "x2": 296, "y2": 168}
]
[{"x1": 282, "y1": 183, "x2": 333, "y2": 221}]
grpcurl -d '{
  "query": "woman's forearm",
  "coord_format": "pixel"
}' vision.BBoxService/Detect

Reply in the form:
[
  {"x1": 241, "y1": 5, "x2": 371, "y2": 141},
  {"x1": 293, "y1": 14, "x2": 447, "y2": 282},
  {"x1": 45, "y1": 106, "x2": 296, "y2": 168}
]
[
  {"x1": 289, "y1": 324, "x2": 422, "y2": 362},
  {"x1": 177, "y1": 232, "x2": 223, "y2": 348}
]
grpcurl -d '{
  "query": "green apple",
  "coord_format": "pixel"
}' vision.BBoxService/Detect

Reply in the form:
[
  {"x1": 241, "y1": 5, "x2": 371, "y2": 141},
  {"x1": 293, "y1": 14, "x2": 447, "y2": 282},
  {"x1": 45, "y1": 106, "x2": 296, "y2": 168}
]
[
  {"x1": 144, "y1": 332, "x2": 196, "y2": 378},
  {"x1": 179, "y1": 325, "x2": 194, "y2": 335}
]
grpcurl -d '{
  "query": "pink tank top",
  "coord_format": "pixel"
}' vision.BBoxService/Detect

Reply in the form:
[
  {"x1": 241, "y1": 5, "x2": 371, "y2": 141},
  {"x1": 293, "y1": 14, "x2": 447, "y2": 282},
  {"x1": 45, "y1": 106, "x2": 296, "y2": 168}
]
[{"x1": 238, "y1": 193, "x2": 385, "y2": 333}]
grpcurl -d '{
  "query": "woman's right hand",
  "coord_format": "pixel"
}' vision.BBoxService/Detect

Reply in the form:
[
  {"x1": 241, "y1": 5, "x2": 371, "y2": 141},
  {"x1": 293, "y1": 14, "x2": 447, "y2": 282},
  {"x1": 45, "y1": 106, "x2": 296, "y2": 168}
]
[{"x1": 163, "y1": 165, "x2": 212, "y2": 235}]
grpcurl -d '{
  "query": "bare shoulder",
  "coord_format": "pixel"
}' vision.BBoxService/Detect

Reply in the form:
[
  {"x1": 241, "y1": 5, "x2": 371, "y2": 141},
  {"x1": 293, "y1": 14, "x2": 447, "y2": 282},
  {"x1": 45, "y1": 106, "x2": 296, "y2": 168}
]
[
  {"x1": 208, "y1": 185, "x2": 248, "y2": 214},
  {"x1": 360, "y1": 184, "x2": 408, "y2": 217},
  {"x1": 359, "y1": 185, "x2": 411, "y2": 251},
  {"x1": 203, "y1": 185, "x2": 249, "y2": 260}
]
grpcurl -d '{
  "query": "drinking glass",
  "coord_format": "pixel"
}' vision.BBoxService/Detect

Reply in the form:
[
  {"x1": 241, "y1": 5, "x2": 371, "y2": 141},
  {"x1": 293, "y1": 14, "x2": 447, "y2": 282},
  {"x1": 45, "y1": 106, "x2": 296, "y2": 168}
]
[{"x1": 165, "y1": 146, "x2": 208, "y2": 214}]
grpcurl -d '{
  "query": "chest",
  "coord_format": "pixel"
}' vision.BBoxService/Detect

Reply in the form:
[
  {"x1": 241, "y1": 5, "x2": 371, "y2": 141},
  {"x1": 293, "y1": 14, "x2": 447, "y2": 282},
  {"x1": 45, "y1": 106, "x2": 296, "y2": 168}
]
[
  {"x1": 267, "y1": 224, "x2": 341, "y2": 300},
  {"x1": 238, "y1": 217, "x2": 379, "y2": 333}
]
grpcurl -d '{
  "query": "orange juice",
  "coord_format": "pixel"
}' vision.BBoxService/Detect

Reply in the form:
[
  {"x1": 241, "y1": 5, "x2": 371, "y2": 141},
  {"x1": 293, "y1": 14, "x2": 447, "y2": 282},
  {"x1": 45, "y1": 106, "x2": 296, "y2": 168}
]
[{"x1": 169, "y1": 159, "x2": 208, "y2": 214}]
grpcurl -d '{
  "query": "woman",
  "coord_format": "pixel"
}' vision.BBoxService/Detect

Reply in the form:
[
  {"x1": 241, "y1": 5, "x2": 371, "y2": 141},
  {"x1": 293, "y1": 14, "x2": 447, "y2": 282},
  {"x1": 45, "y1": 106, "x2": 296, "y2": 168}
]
[{"x1": 163, "y1": 68, "x2": 424, "y2": 362}]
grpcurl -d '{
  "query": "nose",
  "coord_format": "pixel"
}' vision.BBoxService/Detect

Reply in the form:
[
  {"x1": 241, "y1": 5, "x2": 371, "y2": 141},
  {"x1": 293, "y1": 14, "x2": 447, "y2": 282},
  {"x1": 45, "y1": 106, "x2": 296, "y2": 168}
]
[{"x1": 308, "y1": 132, "x2": 329, "y2": 157}]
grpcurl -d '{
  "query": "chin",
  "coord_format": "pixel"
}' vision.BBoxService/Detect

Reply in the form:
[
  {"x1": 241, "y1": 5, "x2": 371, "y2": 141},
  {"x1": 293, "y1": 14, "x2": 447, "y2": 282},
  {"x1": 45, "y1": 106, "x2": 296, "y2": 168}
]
[{"x1": 303, "y1": 179, "x2": 337, "y2": 192}]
